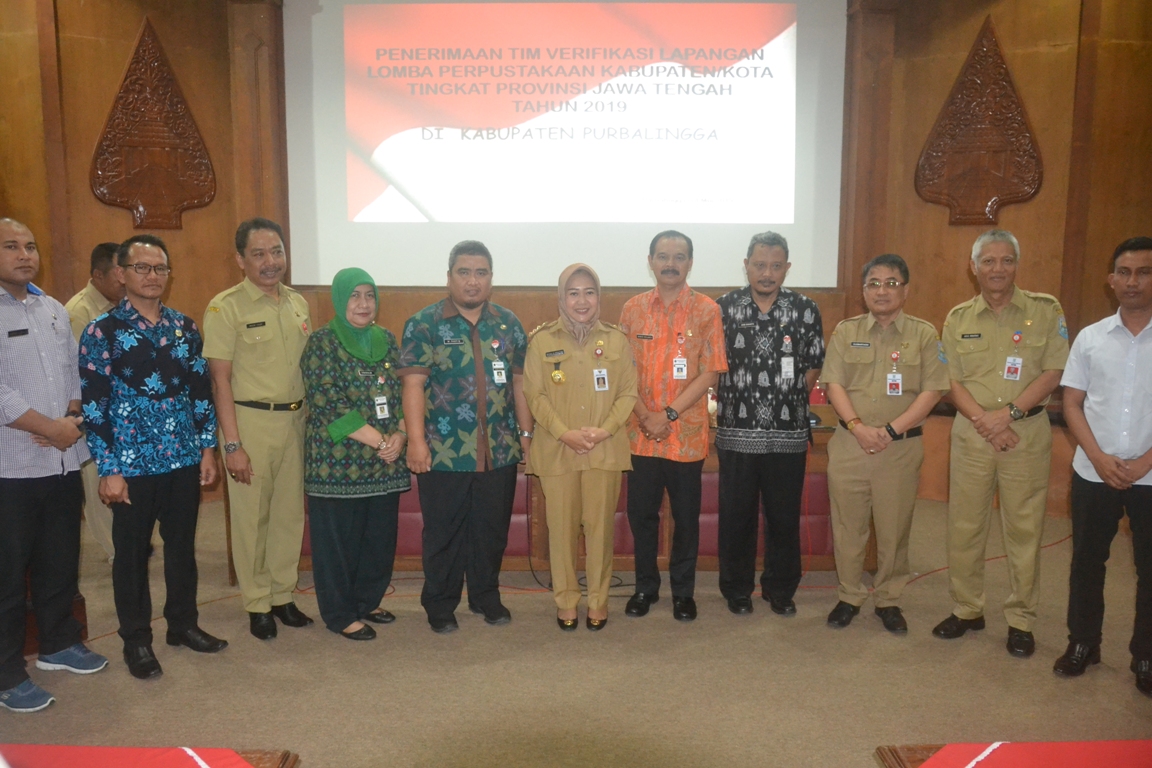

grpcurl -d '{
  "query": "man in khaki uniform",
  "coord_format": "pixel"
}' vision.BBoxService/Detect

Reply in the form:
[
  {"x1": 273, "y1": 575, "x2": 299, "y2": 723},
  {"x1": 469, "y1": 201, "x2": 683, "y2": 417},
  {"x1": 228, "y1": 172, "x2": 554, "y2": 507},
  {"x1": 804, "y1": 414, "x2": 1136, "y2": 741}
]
[
  {"x1": 203, "y1": 218, "x2": 313, "y2": 640},
  {"x1": 64, "y1": 242, "x2": 124, "y2": 562},
  {"x1": 935, "y1": 229, "x2": 1068, "y2": 657},
  {"x1": 822, "y1": 254, "x2": 949, "y2": 633}
]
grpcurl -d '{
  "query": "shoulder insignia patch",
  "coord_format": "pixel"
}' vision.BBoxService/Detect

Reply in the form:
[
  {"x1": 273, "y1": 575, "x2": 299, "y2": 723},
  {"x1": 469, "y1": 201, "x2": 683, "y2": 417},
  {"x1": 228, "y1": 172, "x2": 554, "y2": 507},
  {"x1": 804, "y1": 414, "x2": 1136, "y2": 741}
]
[
  {"x1": 1058, "y1": 315, "x2": 1068, "y2": 339},
  {"x1": 207, "y1": 306, "x2": 220, "y2": 312},
  {"x1": 937, "y1": 341, "x2": 947, "y2": 364}
]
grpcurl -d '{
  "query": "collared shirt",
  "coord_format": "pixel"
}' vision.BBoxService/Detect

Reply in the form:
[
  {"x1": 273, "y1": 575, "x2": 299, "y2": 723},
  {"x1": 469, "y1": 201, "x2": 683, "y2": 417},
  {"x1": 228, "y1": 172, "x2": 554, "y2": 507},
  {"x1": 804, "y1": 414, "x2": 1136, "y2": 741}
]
[
  {"x1": 821, "y1": 311, "x2": 950, "y2": 427},
  {"x1": 398, "y1": 299, "x2": 527, "y2": 472},
  {"x1": 79, "y1": 299, "x2": 217, "y2": 477},
  {"x1": 943, "y1": 286, "x2": 1069, "y2": 410},
  {"x1": 1062, "y1": 311, "x2": 1152, "y2": 486},
  {"x1": 0, "y1": 283, "x2": 88, "y2": 478},
  {"x1": 715, "y1": 286, "x2": 824, "y2": 454},
  {"x1": 202, "y1": 278, "x2": 311, "y2": 403},
  {"x1": 64, "y1": 281, "x2": 114, "y2": 341},
  {"x1": 619, "y1": 284, "x2": 727, "y2": 462}
]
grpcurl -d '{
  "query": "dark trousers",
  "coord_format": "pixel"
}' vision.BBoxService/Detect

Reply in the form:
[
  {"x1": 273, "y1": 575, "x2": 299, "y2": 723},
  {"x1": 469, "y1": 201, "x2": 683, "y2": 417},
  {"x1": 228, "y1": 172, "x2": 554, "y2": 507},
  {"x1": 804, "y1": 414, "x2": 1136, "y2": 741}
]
[
  {"x1": 0, "y1": 473, "x2": 83, "y2": 690},
  {"x1": 627, "y1": 455, "x2": 704, "y2": 598},
  {"x1": 111, "y1": 466, "x2": 201, "y2": 647},
  {"x1": 308, "y1": 492, "x2": 400, "y2": 633},
  {"x1": 417, "y1": 465, "x2": 517, "y2": 620},
  {"x1": 1068, "y1": 473, "x2": 1152, "y2": 661},
  {"x1": 717, "y1": 449, "x2": 808, "y2": 602}
]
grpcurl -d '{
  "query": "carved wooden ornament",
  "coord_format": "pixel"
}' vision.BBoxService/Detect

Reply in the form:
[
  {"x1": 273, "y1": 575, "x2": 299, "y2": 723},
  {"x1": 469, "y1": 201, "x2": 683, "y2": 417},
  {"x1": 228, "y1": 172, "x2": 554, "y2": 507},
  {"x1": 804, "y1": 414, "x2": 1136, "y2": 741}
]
[
  {"x1": 914, "y1": 16, "x2": 1042, "y2": 225},
  {"x1": 90, "y1": 18, "x2": 215, "y2": 229}
]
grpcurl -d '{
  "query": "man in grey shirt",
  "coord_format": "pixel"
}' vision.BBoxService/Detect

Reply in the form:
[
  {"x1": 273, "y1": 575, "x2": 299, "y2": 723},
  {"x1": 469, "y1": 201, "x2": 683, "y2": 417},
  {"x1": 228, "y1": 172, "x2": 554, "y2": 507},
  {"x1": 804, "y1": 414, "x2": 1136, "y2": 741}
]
[{"x1": 0, "y1": 218, "x2": 107, "y2": 714}]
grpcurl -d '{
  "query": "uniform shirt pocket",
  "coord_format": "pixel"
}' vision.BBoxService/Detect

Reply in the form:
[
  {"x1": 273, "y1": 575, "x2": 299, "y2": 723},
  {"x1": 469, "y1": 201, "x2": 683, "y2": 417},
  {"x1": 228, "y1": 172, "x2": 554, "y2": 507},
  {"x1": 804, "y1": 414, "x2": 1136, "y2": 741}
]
[
  {"x1": 954, "y1": 335, "x2": 990, "y2": 378},
  {"x1": 239, "y1": 324, "x2": 276, "y2": 365},
  {"x1": 841, "y1": 345, "x2": 875, "y2": 389}
]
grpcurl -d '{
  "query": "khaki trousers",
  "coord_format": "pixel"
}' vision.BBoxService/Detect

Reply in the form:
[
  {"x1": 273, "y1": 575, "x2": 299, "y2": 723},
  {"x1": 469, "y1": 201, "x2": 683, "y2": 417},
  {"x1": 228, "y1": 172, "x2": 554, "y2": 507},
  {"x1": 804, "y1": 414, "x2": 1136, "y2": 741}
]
[
  {"x1": 80, "y1": 459, "x2": 115, "y2": 560},
  {"x1": 227, "y1": 407, "x2": 306, "y2": 613},
  {"x1": 947, "y1": 412, "x2": 1051, "y2": 631},
  {"x1": 828, "y1": 428, "x2": 923, "y2": 608},
  {"x1": 539, "y1": 469, "x2": 621, "y2": 612}
]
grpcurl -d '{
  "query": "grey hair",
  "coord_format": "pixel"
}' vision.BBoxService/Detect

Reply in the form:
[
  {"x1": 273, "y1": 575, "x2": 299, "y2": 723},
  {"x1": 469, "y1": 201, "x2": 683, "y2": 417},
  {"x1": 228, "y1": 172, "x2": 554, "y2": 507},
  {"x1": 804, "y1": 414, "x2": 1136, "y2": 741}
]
[
  {"x1": 746, "y1": 231, "x2": 789, "y2": 260},
  {"x1": 971, "y1": 229, "x2": 1020, "y2": 265}
]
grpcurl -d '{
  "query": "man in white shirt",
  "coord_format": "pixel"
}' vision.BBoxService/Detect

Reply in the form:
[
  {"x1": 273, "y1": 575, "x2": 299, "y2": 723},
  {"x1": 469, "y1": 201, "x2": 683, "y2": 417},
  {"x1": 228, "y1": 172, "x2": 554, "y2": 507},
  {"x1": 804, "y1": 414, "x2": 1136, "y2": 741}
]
[{"x1": 1056, "y1": 236, "x2": 1152, "y2": 697}]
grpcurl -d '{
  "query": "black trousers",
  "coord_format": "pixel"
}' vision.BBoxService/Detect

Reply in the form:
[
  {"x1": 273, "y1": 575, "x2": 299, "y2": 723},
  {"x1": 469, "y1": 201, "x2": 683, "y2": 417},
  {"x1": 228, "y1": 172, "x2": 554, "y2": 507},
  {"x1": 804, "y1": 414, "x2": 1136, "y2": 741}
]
[
  {"x1": 308, "y1": 492, "x2": 400, "y2": 633},
  {"x1": 1068, "y1": 473, "x2": 1152, "y2": 661},
  {"x1": 0, "y1": 472, "x2": 83, "y2": 690},
  {"x1": 627, "y1": 455, "x2": 704, "y2": 598},
  {"x1": 111, "y1": 466, "x2": 201, "y2": 647},
  {"x1": 417, "y1": 465, "x2": 517, "y2": 620},
  {"x1": 717, "y1": 449, "x2": 808, "y2": 602}
]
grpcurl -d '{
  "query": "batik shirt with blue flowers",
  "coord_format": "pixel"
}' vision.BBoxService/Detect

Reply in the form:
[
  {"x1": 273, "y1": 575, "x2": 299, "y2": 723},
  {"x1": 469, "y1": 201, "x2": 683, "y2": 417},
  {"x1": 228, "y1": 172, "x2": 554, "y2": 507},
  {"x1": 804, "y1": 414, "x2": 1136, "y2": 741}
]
[{"x1": 79, "y1": 300, "x2": 217, "y2": 478}]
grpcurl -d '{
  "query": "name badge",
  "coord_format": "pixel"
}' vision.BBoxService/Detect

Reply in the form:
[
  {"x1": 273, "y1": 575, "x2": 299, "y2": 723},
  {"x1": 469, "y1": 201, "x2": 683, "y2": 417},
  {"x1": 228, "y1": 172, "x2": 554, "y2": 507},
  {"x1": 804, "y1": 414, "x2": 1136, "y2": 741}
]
[
  {"x1": 672, "y1": 356, "x2": 688, "y2": 380},
  {"x1": 1004, "y1": 356, "x2": 1023, "y2": 381},
  {"x1": 593, "y1": 368, "x2": 609, "y2": 391},
  {"x1": 443, "y1": 338, "x2": 465, "y2": 346},
  {"x1": 781, "y1": 356, "x2": 795, "y2": 379},
  {"x1": 887, "y1": 373, "x2": 903, "y2": 396},
  {"x1": 246, "y1": 321, "x2": 266, "y2": 329},
  {"x1": 635, "y1": 334, "x2": 654, "y2": 340},
  {"x1": 7, "y1": 328, "x2": 29, "y2": 337},
  {"x1": 374, "y1": 395, "x2": 389, "y2": 420},
  {"x1": 492, "y1": 360, "x2": 507, "y2": 384}
]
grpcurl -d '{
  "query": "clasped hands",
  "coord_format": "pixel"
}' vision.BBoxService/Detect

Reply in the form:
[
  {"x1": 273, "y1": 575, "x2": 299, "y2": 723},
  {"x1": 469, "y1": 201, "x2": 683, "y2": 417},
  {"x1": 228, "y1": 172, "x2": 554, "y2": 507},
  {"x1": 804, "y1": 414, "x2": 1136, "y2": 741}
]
[
  {"x1": 1090, "y1": 451, "x2": 1151, "y2": 491},
  {"x1": 639, "y1": 410, "x2": 672, "y2": 442},
  {"x1": 560, "y1": 427, "x2": 610, "y2": 455},
  {"x1": 376, "y1": 431, "x2": 407, "y2": 464},
  {"x1": 852, "y1": 424, "x2": 893, "y2": 455},
  {"x1": 971, "y1": 407, "x2": 1020, "y2": 453},
  {"x1": 29, "y1": 414, "x2": 84, "y2": 451}
]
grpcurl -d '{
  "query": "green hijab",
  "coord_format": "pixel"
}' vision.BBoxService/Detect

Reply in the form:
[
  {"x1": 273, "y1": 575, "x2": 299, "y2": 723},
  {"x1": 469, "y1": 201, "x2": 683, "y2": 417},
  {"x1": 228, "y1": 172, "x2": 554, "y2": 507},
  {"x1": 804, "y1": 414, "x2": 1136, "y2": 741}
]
[{"x1": 329, "y1": 267, "x2": 389, "y2": 362}]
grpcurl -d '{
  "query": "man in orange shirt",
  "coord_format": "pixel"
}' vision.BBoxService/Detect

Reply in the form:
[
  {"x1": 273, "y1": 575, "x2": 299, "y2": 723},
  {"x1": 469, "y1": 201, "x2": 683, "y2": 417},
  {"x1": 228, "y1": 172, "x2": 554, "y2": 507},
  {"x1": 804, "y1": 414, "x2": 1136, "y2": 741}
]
[{"x1": 619, "y1": 231, "x2": 727, "y2": 621}]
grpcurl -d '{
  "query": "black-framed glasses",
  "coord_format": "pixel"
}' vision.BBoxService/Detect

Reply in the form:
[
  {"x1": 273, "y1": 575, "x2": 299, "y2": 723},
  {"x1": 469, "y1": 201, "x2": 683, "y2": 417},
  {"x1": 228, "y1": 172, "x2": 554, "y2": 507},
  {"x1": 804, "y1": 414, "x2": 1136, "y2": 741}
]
[
  {"x1": 864, "y1": 279, "x2": 903, "y2": 291},
  {"x1": 123, "y1": 263, "x2": 171, "y2": 276}
]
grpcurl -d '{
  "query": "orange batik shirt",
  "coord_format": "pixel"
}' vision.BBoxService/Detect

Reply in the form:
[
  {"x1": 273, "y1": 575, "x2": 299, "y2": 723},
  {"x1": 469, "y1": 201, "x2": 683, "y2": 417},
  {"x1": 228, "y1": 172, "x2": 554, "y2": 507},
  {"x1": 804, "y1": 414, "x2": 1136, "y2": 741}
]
[{"x1": 619, "y1": 285, "x2": 728, "y2": 462}]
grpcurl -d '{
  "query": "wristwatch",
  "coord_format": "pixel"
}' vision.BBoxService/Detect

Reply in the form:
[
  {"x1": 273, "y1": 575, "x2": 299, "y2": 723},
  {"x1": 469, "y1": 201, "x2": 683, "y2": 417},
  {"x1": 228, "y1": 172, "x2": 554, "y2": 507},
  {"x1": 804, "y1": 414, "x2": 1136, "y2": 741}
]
[
  {"x1": 1007, "y1": 403, "x2": 1025, "y2": 421},
  {"x1": 885, "y1": 424, "x2": 899, "y2": 439},
  {"x1": 223, "y1": 441, "x2": 243, "y2": 454},
  {"x1": 518, "y1": 430, "x2": 534, "y2": 439},
  {"x1": 664, "y1": 406, "x2": 679, "y2": 422}
]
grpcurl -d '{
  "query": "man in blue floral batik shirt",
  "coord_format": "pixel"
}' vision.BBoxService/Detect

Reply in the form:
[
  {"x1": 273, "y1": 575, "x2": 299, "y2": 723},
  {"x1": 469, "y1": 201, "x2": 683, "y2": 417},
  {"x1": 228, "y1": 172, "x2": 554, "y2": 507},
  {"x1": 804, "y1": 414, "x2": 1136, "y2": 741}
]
[{"x1": 80, "y1": 235, "x2": 227, "y2": 681}]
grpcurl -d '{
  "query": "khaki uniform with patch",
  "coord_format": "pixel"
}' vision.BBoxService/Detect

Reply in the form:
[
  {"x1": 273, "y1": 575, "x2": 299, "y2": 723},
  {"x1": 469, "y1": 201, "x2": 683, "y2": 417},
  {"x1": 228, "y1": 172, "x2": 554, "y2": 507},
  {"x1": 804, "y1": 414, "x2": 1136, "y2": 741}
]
[
  {"x1": 202, "y1": 278, "x2": 311, "y2": 614},
  {"x1": 942, "y1": 287, "x2": 1069, "y2": 631}
]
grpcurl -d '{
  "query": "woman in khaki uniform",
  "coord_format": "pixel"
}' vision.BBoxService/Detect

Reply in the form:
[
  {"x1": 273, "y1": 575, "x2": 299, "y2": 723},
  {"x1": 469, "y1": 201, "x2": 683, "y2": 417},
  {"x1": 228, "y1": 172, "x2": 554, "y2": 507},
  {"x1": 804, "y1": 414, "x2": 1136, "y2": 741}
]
[{"x1": 525, "y1": 264, "x2": 637, "y2": 631}]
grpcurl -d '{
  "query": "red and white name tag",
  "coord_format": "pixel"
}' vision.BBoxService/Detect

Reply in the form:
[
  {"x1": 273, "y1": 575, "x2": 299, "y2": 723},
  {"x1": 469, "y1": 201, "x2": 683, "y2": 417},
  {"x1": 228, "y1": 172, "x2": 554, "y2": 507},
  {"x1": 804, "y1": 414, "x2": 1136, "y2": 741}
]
[{"x1": 1004, "y1": 356, "x2": 1022, "y2": 381}]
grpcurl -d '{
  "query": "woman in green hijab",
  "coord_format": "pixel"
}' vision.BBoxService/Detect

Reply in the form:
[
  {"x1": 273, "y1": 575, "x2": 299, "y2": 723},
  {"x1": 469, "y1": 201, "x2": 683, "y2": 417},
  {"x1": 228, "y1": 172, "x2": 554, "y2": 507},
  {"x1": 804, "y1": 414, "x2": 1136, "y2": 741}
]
[{"x1": 301, "y1": 268, "x2": 409, "y2": 640}]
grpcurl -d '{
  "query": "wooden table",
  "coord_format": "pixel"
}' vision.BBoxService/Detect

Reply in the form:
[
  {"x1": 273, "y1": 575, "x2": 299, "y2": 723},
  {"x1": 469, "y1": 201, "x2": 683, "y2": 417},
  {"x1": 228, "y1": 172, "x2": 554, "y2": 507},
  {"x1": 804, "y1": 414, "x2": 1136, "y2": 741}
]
[{"x1": 874, "y1": 745, "x2": 944, "y2": 767}]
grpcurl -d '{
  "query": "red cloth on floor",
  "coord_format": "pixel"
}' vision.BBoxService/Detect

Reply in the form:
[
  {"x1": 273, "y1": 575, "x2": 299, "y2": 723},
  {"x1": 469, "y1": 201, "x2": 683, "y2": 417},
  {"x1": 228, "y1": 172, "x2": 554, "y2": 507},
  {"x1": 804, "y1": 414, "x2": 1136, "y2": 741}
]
[
  {"x1": 0, "y1": 744, "x2": 254, "y2": 768},
  {"x1": 923, "y1": 741, "x2": 1152, "y2": 768}
]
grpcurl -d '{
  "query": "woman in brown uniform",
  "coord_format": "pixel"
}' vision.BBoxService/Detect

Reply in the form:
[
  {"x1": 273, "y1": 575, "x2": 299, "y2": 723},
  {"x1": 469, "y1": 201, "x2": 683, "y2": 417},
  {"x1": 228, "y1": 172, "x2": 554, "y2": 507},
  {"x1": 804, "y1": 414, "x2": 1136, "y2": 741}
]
[{"x1": 525, "y1": 264, "x2": 637, "y2": 631}]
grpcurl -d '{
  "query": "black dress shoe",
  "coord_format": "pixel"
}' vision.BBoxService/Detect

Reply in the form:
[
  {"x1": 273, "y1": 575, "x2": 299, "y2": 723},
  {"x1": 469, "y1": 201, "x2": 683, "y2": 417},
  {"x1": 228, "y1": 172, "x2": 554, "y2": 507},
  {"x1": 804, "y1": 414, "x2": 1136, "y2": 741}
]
[
  {"x1": 932, "y1": 614, "x2": 985, "y2": 639},
  {"x1": 727, "y1": 596, "x2": 753, "y2": 615},
  {"x1": 1131, "y1": 659, "x2": 1152, "y2": 696},
  {"x1": 363, "y1": 609, "x2": 396, "y2": 624},
  {"x1": 586, "y1": 616, "x2": 608, "y2": 632},
  {"x1": 249, "y1": 611, "x2": 277, "y2": 640},
  {"x1": 1007, "y1": 627, "x2": 1036, "y2": 657},
  {"x1": 767, "y1": 596, "x2": 797, "y2": 616},
  {"x1": 827, "y1": 601, "x2": 860, "y2": 628},
  {"x1": 1053, "y1": 642, "x2": 1100, "y2": 677},
  {"x1": 339, "y1": 624, "x2": 376, "y2": 641},
  {"x1": 672, "y1": 596, "x2": 697, "y2": 622},
  {"x1": 123, "y1": 645, "x2": 162, "y2": 680},
  {"x1": 470, "y1": 603, "x2": 512, "y2": 626},
  {"x1": 271, "y1": 603, "x2": 314, "y2": 628},
  {"x1": 557, "y1": 614, "x2": 579, "y2": 632},
  {"x1": 624, "y1": 592, "x2": 659, "y2": 618},
  {"x1": 429, "y1": 615, "x2": 459, "y2": 634},
  {"x1": 166, "y1": 627, "x2": 228, "y2": 653},
  {"x1": 875, "y1": 606, "x2": 908, "y2": 634}
]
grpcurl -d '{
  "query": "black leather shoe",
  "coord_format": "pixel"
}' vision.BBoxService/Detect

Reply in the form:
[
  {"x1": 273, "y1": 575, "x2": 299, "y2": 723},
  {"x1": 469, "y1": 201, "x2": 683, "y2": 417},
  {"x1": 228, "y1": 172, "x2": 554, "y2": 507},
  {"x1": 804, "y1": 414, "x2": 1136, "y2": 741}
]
[
  {"x1": 672, "y1": 596, "x2": 697, "y2": 622},
  {"x1": 624, "y1": 592, "x2": 659, "y2": 617},
  {"x1": 827, "y1": 601, "x2": 860, "y2": 628},
  {"x1": 875, "y1": 606, "x2": 908, "y2": 634},
  {"x1": 340, "y1": 624, "x2": 376, "y2": 641},
  {"x1": 166, "y1": 627, "x2": 228, "y2": 653},
  {"x1": 429, "y1": 615, "x2": 459, "y2": 634},
  {"x1": 363, "y1": 609, "x2": 396, "y2": 624},
  {"x1": 586, "y1": 616, "x2": 608, "y2": 632},
  {"x1": 1007, "y1": 627, "x2": 1036, "y2": 657},
  {"x1": 249, "y1": 611, "x2": 277, "y2": 640},
  {"x1": 932, "y1": 614, "x2": 985, "y2": 639},
  {"x1": 557, "y1": 614, "x2": 579, "y2": 632},
  {"x1": 470, "y1": 603, "x2": 511, "y2": 626},
  {"x1": 123, "y1": 646, "x2": 162, "y2": 680},
  {"x1": 768, "y1": 596, "x2": 797, "y2": 616},
  {"x1": 1131, "y1": 659, "x2": 1152, "y2": 696},
  {"x1": 1053, "y1": 642, "x2": 1100, "y2": 677},
  {"x1": 271, "y1": 603, "x2": 314, "y2": 628},
  {"x1": 727, "y1": 596, "x2": 753, "y2": 615}
]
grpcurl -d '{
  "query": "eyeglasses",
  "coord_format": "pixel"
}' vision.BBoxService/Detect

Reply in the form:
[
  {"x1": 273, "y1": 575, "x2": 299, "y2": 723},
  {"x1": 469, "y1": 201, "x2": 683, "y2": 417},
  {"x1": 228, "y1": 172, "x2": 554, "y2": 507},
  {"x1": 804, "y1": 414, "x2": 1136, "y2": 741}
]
[
  {"x1": 864, "y1": 279, "x2": 904, "y2": 291},
  {"x1": 123, "y1": 263, "x2": 171, "y2": 276}
]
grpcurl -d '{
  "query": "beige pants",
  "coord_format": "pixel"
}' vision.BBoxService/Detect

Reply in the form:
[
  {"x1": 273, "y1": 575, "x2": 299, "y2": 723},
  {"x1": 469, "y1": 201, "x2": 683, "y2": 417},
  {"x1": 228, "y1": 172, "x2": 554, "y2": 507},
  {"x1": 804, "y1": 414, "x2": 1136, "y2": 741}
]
[
  {"x1": 80, "y1": 459, "x2": 115, "y2": 560},
  {"x1": 228, "y1": 407, "x2": 306, "y2": 613},
  {"x1": 947, "y1": 412, "x2": 1052, "y2": 631},
  {"x1": 828, "y1": 428, "x2": 924, "y2": 608},
  {"x1": 539, "y1": 469, "x2": 622, "y2": 613}
]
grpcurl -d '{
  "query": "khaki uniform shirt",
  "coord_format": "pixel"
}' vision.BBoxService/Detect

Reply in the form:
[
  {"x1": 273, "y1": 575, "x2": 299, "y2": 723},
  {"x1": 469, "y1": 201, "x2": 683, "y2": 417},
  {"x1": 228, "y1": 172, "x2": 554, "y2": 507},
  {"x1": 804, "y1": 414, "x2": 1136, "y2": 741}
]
[
  {"x1": 821, "y1": 311, "x2": 950, "y2": 427},
  {"x1": 64, "y1": 281, "x2": 114, "y2": 341},
  {"x1": 942, "y1": 287, "x2": 1069, "y2": 411},
  {"x1": 202, "y1": 278, "x2": 311, "y2": 403},
  {"x1": 524, "y1": 320, "x2": 638, "y2": 476}
]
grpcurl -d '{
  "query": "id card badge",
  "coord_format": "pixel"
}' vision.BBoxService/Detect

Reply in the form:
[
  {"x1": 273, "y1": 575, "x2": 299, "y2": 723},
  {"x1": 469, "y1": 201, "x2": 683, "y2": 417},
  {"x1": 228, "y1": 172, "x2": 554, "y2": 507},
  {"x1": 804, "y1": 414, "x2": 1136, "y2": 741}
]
[
  {"x1": 1004, "y1": 356, "x2": 1023, "y2": 381},
  {"x1": 593, "y1": 368, "x2": 609, "y2": 391},
  {"x1": 374, "y1": 395, "x2": 390, "y2": 420},
  {"x1": 672, "y1": 357, "x2": 688, "y2": 380},
  {"x1": 887, "y1": 373, "x2": 903, "y2": 396},
  {"x1": 492, "y1": 359, "x2": 507, "y2": 384},
  {"x1": 781, "y1": 356, "x2": 795, "y2": 379}
]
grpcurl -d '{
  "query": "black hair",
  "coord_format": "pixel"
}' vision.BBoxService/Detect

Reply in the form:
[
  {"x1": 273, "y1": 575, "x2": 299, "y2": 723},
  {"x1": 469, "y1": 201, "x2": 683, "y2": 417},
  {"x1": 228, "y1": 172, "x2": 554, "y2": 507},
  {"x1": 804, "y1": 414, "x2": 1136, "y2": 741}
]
[
  {"x1": 117, "y1": 234, "x2": 169, "y2": 265},
  {"x1": 235, "y1": 218, "x2": 284, "y2": 254},
  {"x1": 648, "y1": 230, "x2": 693, "y2": 260},
  {"x1": 862, "y1": 253, "x2": 910, "y2": 284},
  {"x1": 1111, "y1": 237, "x2": 1152, "y2": 269},
  {"x1": 90, "y1": 242, "x2": 119, "y2": 273}
]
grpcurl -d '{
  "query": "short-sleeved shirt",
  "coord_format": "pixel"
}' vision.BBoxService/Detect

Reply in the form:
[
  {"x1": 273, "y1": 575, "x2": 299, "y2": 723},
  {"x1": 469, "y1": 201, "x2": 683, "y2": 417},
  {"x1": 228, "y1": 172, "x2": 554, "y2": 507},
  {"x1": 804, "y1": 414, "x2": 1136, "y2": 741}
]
[
  {"x1": 942, "y1": 286, "x2": 1069, "y2": 411},
  {"x1": 821, "y1": 311, "x2": 950, "y2": 428},
  {"x1": 619, "y1": 284, "x2": 727, "y2": 462},
  {"x1": 1061, "y1": 311, "x2": 1152, "y2": 486},
  {"x1": 64, "y1": 281, "x2": 114, "y2": 341},
  {"x1": 715, "y1": 286, "x2": 824, "y2": 454},
  {"x1": 202, "y1": 278, "x2": 311, "y2": 403},
  {"x1": 397, "y1": 299, "x2": 527, "y2": 472}
]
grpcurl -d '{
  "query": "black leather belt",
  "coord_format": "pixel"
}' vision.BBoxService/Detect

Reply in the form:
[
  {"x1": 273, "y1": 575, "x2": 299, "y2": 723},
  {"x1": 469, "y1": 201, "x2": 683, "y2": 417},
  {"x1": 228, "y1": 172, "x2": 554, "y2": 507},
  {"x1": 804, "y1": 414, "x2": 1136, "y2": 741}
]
[
  {"x1": 839, "y1": 420, "x2": 923, "y2": 440},
  {"x1": 1021, "y1": 405, "x2": 1046, "y2": 419},
  {"x1": 235, "y1": 399, "x2": 303, "y2": 412}
]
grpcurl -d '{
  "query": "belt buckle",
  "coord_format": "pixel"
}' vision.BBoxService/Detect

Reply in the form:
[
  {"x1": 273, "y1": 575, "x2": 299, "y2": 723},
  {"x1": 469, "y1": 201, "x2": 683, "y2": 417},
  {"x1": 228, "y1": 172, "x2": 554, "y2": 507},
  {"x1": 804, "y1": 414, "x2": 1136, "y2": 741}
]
[{"x1": 289, "y1": 402, "x2": 300, "y2": 411}]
